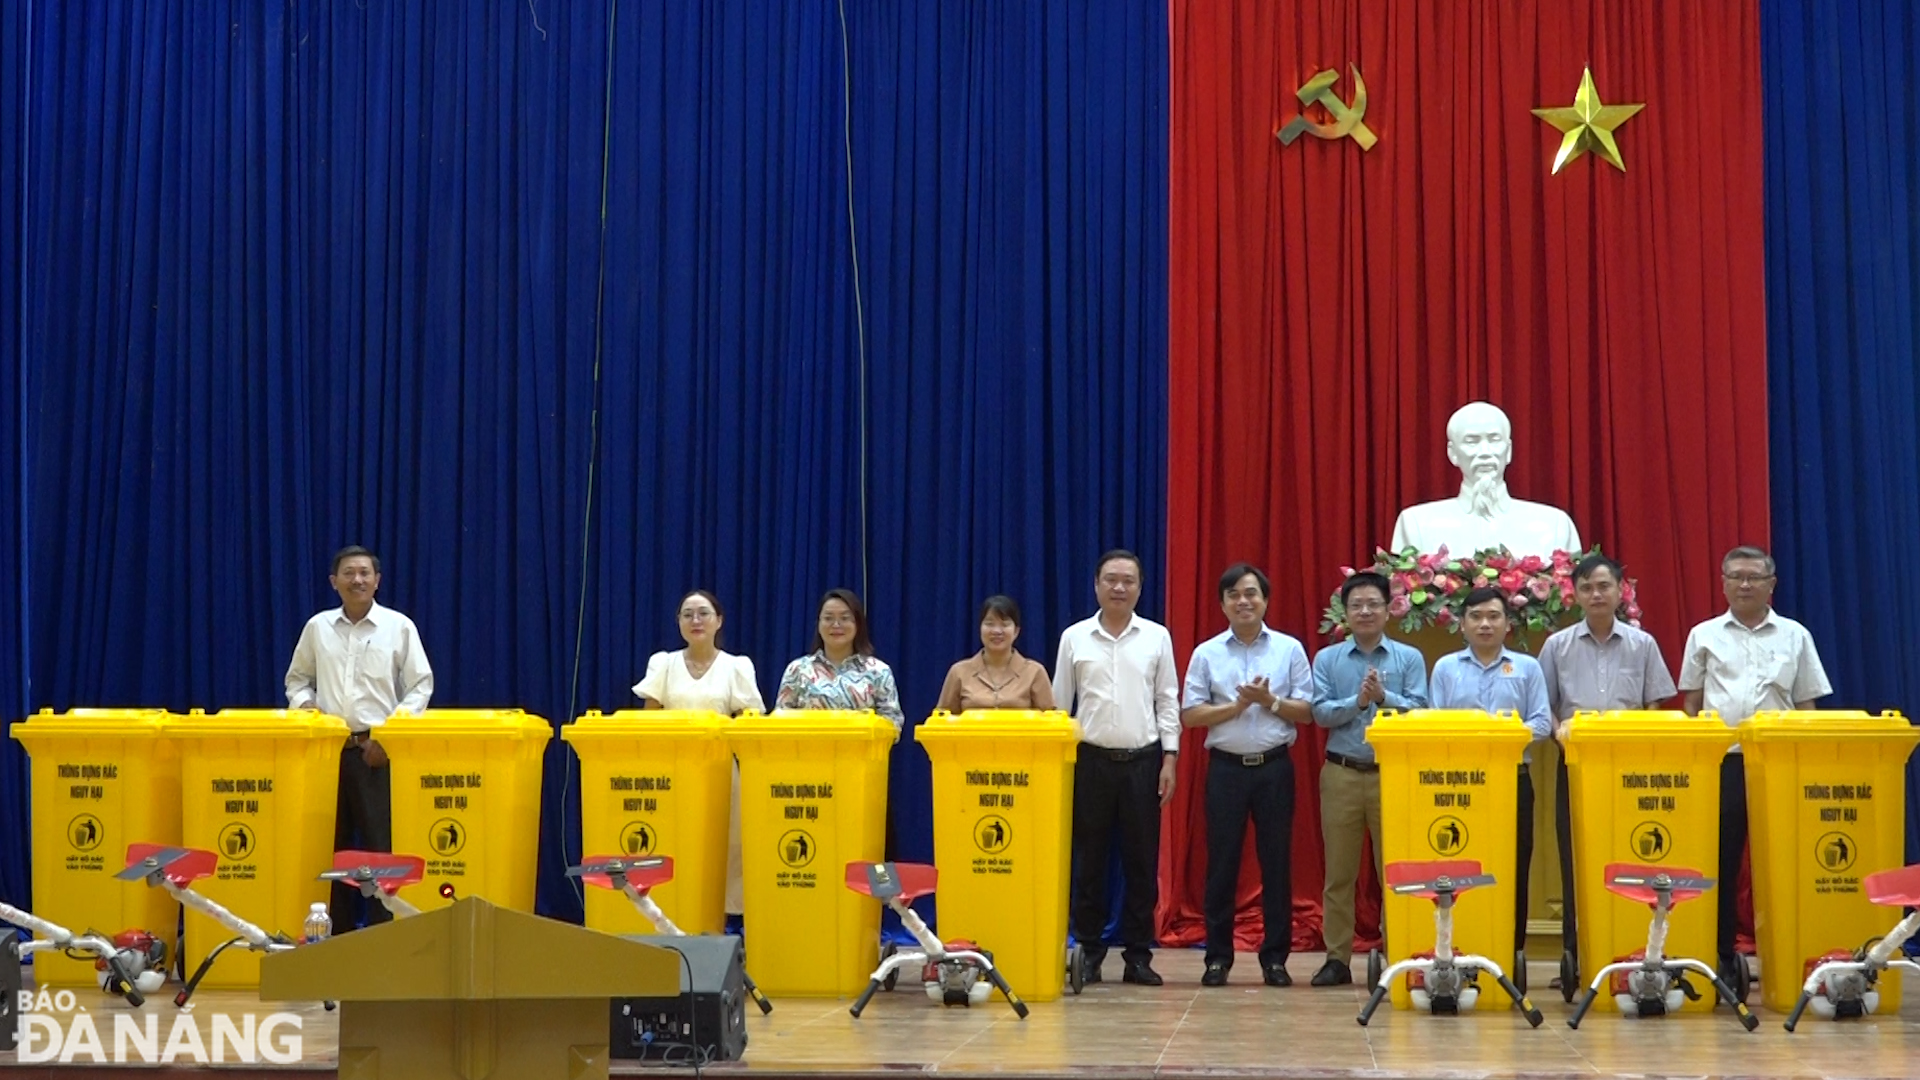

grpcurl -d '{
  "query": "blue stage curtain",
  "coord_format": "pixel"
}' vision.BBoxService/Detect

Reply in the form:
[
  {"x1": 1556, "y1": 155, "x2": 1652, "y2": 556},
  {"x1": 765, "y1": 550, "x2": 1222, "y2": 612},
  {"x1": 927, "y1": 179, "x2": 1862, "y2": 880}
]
[
  {"x1": 9, "y1": 0, "x2": 1167, "y2": 922},
  {"x1": 1762, "y1": 0, "x2": 1920, "y2": 859},
  {"x1": 0, "y1": 0, "x2": 28, "y2": 905}
]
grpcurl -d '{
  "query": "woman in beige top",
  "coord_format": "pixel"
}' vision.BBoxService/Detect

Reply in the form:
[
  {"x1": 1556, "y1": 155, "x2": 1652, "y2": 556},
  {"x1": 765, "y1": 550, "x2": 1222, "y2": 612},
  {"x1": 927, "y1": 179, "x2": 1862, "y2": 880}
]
[{"x1": 936, "y1": 595, "x2": 1056, "y2": 712}]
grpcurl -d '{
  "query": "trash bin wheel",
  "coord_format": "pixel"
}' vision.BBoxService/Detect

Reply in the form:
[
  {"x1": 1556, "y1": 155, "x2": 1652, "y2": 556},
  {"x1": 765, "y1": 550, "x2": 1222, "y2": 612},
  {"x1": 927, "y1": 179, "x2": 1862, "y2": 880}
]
[
  {"x1": 1729, "y1": 952, "x2": 1752, "y2": 1006},
  {"x1": 1067, "y1": 943, "x2": 1085, "y2": 995},
  {"x1": 1365, "y1": 949, "x2": 1384, "y2": 992},
  {"x1": 881, "y1": 942, "x2": 900, "y2": 992},
  {"x1": 1559, "y1": 949, "x2": 1578, "y2": 1004}
]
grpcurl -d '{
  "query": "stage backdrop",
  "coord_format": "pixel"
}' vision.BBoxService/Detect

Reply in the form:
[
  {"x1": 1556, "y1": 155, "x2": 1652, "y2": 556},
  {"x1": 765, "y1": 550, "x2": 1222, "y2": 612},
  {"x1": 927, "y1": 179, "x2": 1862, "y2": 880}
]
[
  {"x1": 0, "y1": 0, "x2": 27, "y2": 906},
  {"x1": 1761, "y1": 0, "x2": 1920, "y2": 859},
  {"x1": 1165, "y1": 0, "x2": 1769, "y2": 950},
  {"x1": 6, "y1": 0, "x2": 1167, "y2": 922}
]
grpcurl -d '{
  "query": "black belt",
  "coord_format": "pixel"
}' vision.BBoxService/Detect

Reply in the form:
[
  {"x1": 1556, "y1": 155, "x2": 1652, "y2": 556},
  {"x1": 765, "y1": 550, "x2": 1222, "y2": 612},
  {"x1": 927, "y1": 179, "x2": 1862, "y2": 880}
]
[
  {"x1": 345, "y1": 730, "x2": 374, "y2": 747},
  {"x1": 1211, "y1": 746, "x2": 1288, "y2": 767},
  {"x1": 1082, "y1": 742, "x2": 1160, "y2": 762},
  {"x1": 1326, "y1": 750, "x2": 1378, "y2": 774}
]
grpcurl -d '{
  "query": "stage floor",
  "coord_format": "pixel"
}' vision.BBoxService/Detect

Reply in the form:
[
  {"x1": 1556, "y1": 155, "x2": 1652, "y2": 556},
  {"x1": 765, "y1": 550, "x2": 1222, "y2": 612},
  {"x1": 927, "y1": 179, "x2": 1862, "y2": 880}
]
[{"x1": 5, "y1": 950, "x2": 1917, "y2": 1078}]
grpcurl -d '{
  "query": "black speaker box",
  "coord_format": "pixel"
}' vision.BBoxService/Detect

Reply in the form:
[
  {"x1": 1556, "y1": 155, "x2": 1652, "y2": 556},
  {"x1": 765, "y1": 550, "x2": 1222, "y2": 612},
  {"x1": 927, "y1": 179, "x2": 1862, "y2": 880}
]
[
  {"x1": 2, "y1": 935, "x2": 21, "y2": 1052},
  {"x1": 610, "y1": 934, "x2": 747, "y2": 1063}
]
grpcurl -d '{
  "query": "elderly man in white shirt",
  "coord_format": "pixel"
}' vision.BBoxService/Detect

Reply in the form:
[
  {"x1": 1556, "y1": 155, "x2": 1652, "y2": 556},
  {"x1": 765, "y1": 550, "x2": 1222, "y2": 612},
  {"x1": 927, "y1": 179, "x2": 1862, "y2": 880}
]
[
  {"x1": 286, "y1": 546, "x2": 434, "y2": 929},
  {"x1": 1054, "y1": 549, "x2": 1181, "y2": 987},
  {"x1": 1677, "y1": 545, "x2": 1830, "y2": 989}
]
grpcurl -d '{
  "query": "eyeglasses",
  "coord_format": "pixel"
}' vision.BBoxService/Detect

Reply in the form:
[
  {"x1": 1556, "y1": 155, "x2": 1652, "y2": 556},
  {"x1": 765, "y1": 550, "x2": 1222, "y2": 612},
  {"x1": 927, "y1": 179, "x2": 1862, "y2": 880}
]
[
  {"x1": 1724, "y1": 574, "x2": 1775, "y2": 586},
  {"x1": 680, "y1": 609, "x2": 716, "y2": 622},
  {"x1": 1346, "y1": 602, "x2": 1385, "y2": 614},
  {"x1": 820, "y1": 615, "x2": 857, "y2": 627}
]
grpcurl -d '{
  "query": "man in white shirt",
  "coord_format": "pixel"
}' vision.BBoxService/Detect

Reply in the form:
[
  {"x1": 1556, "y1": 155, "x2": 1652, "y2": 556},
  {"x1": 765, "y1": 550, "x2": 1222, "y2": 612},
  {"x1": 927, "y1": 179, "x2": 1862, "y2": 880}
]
[
  {"x1": 285, "y1": 546, "x2": 434, "y2": 930},
  {"x1": 1054, "y1": 550, "x2": 1181, "y2": 986},
  {"x1": 1678, "y1": 545, "x2": 1830, "y2": 987},
  {"x1": 1181, "y1": 563, "x2": 1313, "y2": 988}
]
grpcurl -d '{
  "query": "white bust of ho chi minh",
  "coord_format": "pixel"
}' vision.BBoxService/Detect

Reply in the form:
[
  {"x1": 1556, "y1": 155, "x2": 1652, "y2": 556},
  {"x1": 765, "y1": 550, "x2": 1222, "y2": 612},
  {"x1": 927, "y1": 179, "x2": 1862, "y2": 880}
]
[{"x1": 1388, "y1": 401, "x2": 1582, "y2": 560}]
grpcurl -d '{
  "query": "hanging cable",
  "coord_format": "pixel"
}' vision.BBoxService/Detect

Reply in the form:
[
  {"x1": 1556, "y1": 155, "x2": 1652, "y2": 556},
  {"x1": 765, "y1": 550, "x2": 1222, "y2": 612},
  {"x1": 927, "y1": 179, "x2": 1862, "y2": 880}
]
[
  {"x1": 835, "y1": 0, "x2": 871, "y2": 599},
  {"x1": 559, "y1": 0, "x2": 620, "y2": 910}
]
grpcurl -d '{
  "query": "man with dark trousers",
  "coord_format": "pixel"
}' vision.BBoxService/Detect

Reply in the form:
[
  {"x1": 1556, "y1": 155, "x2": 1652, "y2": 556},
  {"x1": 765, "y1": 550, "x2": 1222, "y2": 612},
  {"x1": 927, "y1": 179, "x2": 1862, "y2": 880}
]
[
  {"x1": 1054, "y1": 549, "x2": 1181, "y2": 985},
  {"x1": 285, "y1": 545, "x2": 434, "y2": 931},
  {"x1": 1536, "y1": 554, "x2": 1677, "y2": 990},
  {"x1": 1182, "y1": 563, "x2": 1313, "y2": 987}
]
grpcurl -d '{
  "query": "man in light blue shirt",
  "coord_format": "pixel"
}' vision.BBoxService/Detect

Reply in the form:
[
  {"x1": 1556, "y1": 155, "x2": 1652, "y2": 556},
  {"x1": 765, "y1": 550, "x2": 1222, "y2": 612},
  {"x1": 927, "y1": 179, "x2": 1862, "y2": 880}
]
[
  {"x1": 1308, "y1": 571, "x2": 1428, "y2": 986},
  {"x1": 1429, "y1": 585, "x2": 1552, "y2": 986},
  {"x1": 1181, "y1": 563, "x2": 1313, "y2": 987}
]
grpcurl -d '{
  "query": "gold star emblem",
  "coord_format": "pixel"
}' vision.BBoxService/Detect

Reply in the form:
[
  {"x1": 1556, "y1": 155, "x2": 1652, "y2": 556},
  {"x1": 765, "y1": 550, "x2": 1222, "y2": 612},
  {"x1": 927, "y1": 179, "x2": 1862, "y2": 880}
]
[{"x1": 1531, "y1": 67, "x2": 1644, "y2": 174}]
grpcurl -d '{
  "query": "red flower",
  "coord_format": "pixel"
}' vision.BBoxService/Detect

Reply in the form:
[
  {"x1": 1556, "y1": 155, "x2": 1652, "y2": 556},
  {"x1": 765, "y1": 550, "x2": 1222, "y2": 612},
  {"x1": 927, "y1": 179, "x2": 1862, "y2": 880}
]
[
  {"x1": 1559, "y1": 581, "x2": 1577, "y2": 606},
  {"x1": 1392, "y1": 572, "x2": 1416, "y2": 595},
  {"x1": 1551, "y1": 549, "x2": 1574, "y2": 571},
  {"x1": 1497, "y1": 569, "x2": 1525, "y2": 593},
  {"x1": 1486, "y1": 554, "x2": 1512, "y2": 571},
  {"x1": 1518, "y1": 555, "x2": 1546, "y2": 574},
  {"x1": 1433, "y1": 574, "x2": 1456, "y2": 592},
  {"x1": 1389, "y1": 595, "x2": 1412, "y2": 617},
  {"x1": 1456, "y1": 558, "x2": 1477, "y2": 575},
  {"x1": 1434, "y1": 608, "x2": 1456, "y2": 627}
]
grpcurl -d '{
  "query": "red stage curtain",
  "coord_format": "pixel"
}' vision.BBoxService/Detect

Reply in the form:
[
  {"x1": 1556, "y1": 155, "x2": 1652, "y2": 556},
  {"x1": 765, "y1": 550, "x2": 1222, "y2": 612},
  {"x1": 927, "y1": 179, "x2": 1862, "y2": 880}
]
[{"x1": 1163, "y1": 0, "x2": 1767, "y2": 953}]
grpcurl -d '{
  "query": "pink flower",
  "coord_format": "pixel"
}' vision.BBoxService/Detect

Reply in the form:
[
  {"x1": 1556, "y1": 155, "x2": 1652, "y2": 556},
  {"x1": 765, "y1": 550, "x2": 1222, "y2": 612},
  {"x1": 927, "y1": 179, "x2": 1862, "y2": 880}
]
[
  {"x1": 1529, "y1": 578, "x2": 1552, "y2": 601},
  {"x1": 1417, "y1": 567, "x2": 1435, "y2": 584},
  {"x1": 1392, "y1": 572, "x2": 1416, "y2": 595},
  {"x1": 1551, "y1": 549, "x2": 1574, "y2": 572},
  {"x1": 1456, "y1": 558, "x2": 1476, "y2": 575},
  {"x1": 1415, "y1": 552, "x2": 1438, "y2": 572},
  {"x1": 1432, "y1": 574, "x2": 1455, "y2": 593},
  {"x1": 1486, "y1": 554, "x2": 1512, "y2": 571},
  {"x1": 1627, "y1": 618, "x2": 1642, "y2": 628},
  {"x1": 1497, "y1": 569, "x2": 1525, "y2": 593},
  {"x1": 1558, "y1": 582, "x2": 1576, "y2": 606},
  {"x1": 1518, "y1": 555, "x2": 1546, "y2": 574},
  {"x1": 1432, "y1": 544, "x2": 1451, "y2": 563},
  {"x1": 1508, "y1": 594, "x2": 1529, "y2": 608},
  {"x1": 1621, "y1": 580, "x2": 1638, "y2": 602},
  {"x1": 1339, "y1": 565, "x2": 1356, "y2": 578},
  {"x1": 1434, "y1": 608, "x2": 1456, "y2": 628},
  {"x1": 1389, "y1": 595, "x2": 1412, "y2": 617}
]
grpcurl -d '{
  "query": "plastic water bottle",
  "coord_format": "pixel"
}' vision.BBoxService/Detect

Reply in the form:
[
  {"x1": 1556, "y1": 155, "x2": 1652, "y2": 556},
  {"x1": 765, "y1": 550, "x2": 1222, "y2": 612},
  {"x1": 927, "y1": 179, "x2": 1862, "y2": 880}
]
[{"x1": 303, "y1": 903, "x2": 331, "y2": 945}]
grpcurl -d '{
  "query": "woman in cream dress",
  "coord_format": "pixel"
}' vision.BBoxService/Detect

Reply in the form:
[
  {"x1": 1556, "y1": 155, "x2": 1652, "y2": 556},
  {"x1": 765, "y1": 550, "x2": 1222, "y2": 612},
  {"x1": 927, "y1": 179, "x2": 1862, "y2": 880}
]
[{"x1": 634, "y1": 590, "x2": 765, "y2": 918}]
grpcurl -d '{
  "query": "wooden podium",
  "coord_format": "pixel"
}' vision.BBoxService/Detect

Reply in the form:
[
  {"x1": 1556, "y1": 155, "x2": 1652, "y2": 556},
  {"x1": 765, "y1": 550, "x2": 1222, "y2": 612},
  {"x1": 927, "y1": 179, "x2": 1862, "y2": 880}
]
[
  {"x1": 261, "y1": 896, "x2": 680, "y2": 1080},
  {"x1": 1390, "y1": 622, "x2": 1569, "y2": 943}
]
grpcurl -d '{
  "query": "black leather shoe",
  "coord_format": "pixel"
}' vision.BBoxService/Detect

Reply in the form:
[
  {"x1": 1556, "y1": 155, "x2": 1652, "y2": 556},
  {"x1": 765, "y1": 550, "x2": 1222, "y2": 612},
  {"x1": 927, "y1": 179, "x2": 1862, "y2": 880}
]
[
  {"x1": 1263, "y1": 964, "x2": 1293, "y2": 987},
  {"x1": 1082, "y1": 954, "x2": 1104, "y2": 984},
  {"x1": 1309, "y1": 959, "x2": 1352, "y2": 986},
  {"x1": 1122, "y1": 960, "x2": 1163, "y2": 986},
  {"x1": 1200, "y1": 962, "x2": 1229, "y2": 987}
]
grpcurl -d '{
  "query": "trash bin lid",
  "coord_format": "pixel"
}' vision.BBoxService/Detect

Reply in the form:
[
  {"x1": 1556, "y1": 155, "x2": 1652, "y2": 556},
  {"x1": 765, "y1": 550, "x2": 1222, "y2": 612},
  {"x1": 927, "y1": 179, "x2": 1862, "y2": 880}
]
[
  {"x1": 382, "y1": 708, "x2": 552, "y2": 741},
  {"x1": 914, "y1": 709, "x2": 1080, "y2": 743},
  {"x1": 728, "y1": 710, "x2": 897, "y2": 742},
  {"x1": 10, "y1": 707, "x2": 173, "y2": 741},
  {"x1": 165, "y1": 708, "x2": 350, "y2": 738},
  {"x1": 562, "y1": 709, "x2": 728, "y2": 745},
  {"x1": 1366, "y1": 708, "x2": 1533, "y2": 744},
  {"x1": 1565, "y1": 710, "x2": 1739, "y2": 743},
  {"x1": 1742, "y1": 710, "x2": 1918, "y2": 743}
]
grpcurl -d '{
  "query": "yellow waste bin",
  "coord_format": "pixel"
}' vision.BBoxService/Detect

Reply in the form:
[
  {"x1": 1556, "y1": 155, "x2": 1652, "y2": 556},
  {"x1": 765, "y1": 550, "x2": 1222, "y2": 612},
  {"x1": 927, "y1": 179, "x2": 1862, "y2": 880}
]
[
  {"x1": 916, "y1": 709, "x2": 1079, "y2": 1002},
  {"x1": 378, "y1": 709, "x2": 552, "y2": 914},
  {"x1": 170, "y1": 708, "x2": 347, "y2": 989},
  {"x1": 1368, "y1": 709, "x2": 1532, "y2": 1010},
  {"x1": 564, "y1": 709, "x2": 733, "y2": 935},
  {"x1": 1563, "y1": 710, "x2": 1735, "y2": 1012},
  {"x1": 730, "y1": 711, "x2": 894, "y2": 997},
  {"x1": 1741, "y1": 711, "x2": 1920, "y2": 1013},
  {"x1": 10, "y1": 709, "x2": 182, "y2": 988}
]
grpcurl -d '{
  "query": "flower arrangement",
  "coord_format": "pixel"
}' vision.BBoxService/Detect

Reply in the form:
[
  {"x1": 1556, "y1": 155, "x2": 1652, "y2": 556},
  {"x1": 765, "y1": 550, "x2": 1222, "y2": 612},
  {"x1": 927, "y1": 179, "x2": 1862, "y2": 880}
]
[{"x1": 1319, "y1": 545, "x2": 1641, "y2": 647}]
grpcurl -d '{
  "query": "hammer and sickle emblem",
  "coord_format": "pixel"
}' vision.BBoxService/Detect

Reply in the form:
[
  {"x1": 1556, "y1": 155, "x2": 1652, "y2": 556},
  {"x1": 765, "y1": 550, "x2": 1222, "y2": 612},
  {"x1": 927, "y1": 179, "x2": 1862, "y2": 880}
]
[{"x1": 1277, "y1": 65, "x2": 1376, "y2": 151}]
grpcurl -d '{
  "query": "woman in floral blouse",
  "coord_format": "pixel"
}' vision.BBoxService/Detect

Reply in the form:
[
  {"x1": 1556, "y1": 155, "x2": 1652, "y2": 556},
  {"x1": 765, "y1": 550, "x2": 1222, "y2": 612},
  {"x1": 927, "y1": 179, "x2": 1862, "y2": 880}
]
[{"x1": 774, "y1": 588, "x2": 904, "y2": 729}]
